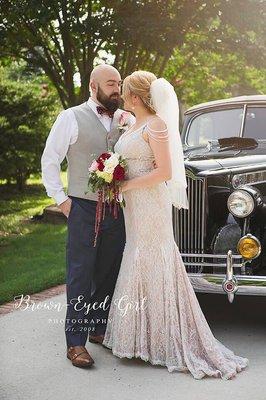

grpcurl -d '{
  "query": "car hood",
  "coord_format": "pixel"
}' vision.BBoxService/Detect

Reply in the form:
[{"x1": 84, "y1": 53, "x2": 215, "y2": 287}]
[{"x1": 183, "y1": 145, "x2": 266, "y2": 177}]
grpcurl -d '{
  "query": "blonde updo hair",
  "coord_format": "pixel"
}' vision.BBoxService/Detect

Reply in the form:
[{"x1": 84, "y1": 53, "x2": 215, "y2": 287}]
[{"x1": 122, "y1": 70, "x2": 157, "y2": 114}]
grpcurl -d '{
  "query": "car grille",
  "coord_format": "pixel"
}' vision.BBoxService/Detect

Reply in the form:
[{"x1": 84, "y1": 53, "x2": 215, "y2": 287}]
[{"x1": 172, "y1": 173, "x2": 207, "y2": 272}]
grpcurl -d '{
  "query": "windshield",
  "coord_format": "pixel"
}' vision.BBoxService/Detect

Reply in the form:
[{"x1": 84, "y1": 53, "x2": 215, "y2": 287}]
[
  {"x1": 186, "y1": 106, "x2": 266, "y2": 147},
  {"x1": 243, "y1": 107, "x2": 266, "y2": 139}
]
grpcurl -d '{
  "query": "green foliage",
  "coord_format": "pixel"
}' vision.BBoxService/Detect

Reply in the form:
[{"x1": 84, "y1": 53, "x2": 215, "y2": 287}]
[
  {"x1": 164, "y1": 31, "x2": 266, "y2": 107},
  {"x1": 0, "y1": 222, "x2": 66, "y2": 304},
  {"x1": 0, "y1": 63, "x2": 61, "y2": 190},
  {"x1": 1, "y1": 1, "x2": 265, "y2": 107},
  {"x1": 0, "y1": 174, "x2": 67, "y2": 304}
]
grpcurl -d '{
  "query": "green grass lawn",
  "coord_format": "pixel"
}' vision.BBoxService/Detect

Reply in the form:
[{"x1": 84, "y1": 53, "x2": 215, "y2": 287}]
[{"x1": 0, "y1": 173, "x2": 67, "y2": 304}]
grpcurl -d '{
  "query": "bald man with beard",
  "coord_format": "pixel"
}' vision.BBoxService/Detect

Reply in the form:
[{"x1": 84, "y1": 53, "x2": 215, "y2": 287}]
[{"x1": 41, "y1": 65, "x2": 135, "y2": 368}]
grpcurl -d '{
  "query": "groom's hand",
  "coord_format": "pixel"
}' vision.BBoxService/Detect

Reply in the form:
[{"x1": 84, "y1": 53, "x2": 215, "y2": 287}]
[{"x1": 59, "y1": 198, "x2": 72, "y2": 218}]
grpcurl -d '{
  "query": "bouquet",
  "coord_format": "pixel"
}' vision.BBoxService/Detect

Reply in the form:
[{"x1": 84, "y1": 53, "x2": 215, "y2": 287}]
[{"x1": 88, "y1": 151, "x2": 127, "y2": 246}]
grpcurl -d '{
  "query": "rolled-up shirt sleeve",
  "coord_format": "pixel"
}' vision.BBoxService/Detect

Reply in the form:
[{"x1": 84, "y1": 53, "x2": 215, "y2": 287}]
[{"x1": 41, "y1": 109, "x2": 78, "y2": 205}]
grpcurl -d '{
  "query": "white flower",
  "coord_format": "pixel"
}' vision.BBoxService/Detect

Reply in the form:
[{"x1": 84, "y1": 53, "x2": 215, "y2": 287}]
[{"x1": 104, "y1": 153, "x2": 120, "y2": 173}]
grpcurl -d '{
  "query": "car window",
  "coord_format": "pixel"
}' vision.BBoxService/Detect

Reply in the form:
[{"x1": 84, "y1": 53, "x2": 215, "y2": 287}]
[
  {"x1": 186, "y1": 108, "x2": 244, "y2": 146},
  {"x1": 243, "y1": 107, "x2": 266, "y2": 139}
]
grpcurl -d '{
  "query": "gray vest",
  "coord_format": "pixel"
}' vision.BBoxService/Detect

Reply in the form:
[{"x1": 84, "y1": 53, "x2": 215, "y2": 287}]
[{"x1": 66, "y1": 102, "x2": 123, "y2": 201}]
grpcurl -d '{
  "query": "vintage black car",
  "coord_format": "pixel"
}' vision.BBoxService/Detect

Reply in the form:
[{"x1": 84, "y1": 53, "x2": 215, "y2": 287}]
[{"x1": 173, "y1": 95, "x2": 266, "y2": 302}]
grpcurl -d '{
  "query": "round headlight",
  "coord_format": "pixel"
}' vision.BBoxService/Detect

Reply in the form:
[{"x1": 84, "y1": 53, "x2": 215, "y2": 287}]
[
  {"x1": 237, "y1": 234, "x2": 261, "y2": 259},
  {"x1": 227, "y1": 189, "x2": 255, "y2": 217}
]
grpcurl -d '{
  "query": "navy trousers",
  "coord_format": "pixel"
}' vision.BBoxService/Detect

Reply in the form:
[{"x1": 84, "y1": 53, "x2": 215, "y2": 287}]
[{"x1": 65, "y1": 196, "x2": 126, "y2": 347}]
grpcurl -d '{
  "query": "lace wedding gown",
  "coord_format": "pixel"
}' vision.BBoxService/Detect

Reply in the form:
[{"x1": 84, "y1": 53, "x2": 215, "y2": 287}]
[{"x1": 102, "y1": 121, "x2": 249, "y2": 380}]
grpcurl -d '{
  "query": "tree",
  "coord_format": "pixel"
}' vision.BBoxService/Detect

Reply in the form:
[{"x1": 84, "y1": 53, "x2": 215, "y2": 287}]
[
  {"x1": 164, "y1": 32, "x2": 266, "y2": 107},
  {"x1": 0, "y1": 65, "x2": 60, "y2": 190},
  {"x1": 1, "y1": 0, "x2": 264, "y2": 108}
]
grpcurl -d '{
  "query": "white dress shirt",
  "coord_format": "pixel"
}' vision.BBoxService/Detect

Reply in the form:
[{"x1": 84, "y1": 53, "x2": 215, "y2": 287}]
[{"x1": 41, "y1": 98, "x2": 134, "y2": 205}]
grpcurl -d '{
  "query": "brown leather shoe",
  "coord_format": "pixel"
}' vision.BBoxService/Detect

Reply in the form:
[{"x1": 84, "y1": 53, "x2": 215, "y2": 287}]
[
  {"x1": 89, "y1": 334, "x2": 104, "y2": 345},
  {"x1": 67, "y1": 346, "x2": 94, "y2": 368}
]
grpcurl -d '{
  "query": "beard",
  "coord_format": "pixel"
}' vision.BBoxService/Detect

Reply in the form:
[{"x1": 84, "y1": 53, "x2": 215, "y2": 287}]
[{"x1": 96, "y1": 85, "x2": 121, "y2": 112}]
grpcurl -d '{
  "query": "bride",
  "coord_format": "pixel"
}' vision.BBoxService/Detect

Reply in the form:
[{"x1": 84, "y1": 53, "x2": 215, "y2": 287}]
[{"x1": 102, "y1": 70, "x2": 249, "y2": 380}]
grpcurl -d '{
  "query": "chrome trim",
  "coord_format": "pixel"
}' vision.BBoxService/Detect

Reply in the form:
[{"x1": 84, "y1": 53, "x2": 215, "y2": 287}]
[
  {"x1": 173, "y1": 175, "x2": 207, "y2": 272},
  {"x1": 197, "y1": 163, "x2": 266, "y2": 177},
  {"x1": 188, "y1": 274, "x2": 266, "y2": 296},
  {"x1": 184, "y1": 249, "x2": 266, "y2": 301},
  {"x1": 239, "y1": 104, "x2": 247, "y2": 137},
  {"x1": 232, "y1": 170, "x2": 266, "y2": 188},
  {"x1": 181, "y1": 253, "x2": 243, "y2": 258},
  {"x1": 181, "y1": 252, "x2": 243, "y2": 269},
  {"x1": 222, "y1": 250, "x2": 238, "y2": 303}
]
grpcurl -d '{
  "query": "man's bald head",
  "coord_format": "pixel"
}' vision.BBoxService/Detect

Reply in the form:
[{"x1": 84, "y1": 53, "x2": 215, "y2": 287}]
[
  {"x1": 90, "y1": 64, "x2": 120, "y2": 82},
  {"x1": 89, "y1": 64, "x2": 122, "y2": 112}
]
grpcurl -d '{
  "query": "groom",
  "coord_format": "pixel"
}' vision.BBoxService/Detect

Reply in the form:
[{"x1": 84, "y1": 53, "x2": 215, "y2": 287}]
[{"x1": 41, "y1": 64, "x2": 135, "y2": 368}]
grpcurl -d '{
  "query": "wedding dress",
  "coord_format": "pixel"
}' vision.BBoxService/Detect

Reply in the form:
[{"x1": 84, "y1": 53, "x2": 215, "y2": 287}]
[{"x1": 102, "y1": 121, "x2": 249, "y2": 380}]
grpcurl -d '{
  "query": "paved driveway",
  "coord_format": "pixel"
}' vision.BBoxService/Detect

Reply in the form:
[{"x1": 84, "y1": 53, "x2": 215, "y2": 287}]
[{"x1": 0, "y1": 292, "x2": 265, "y2": 400}]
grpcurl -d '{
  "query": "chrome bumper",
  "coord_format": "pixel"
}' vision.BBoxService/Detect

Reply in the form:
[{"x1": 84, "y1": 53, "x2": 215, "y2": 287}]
[{"x1": 182, "y1": 251, "x2": 266, "y2": 302}]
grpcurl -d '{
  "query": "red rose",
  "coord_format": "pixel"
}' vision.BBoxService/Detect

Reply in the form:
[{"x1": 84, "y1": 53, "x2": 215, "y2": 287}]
[
  {"x1": 97, "y1": 161, "x2": 105, "y2": 171},
  {"x1": 113, "y1": 165, "x2": 125, "y2": 181},
  {"x1": 97, "y1": 152, "x2": 111, "y2": 163}
]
